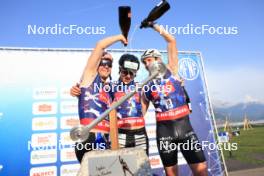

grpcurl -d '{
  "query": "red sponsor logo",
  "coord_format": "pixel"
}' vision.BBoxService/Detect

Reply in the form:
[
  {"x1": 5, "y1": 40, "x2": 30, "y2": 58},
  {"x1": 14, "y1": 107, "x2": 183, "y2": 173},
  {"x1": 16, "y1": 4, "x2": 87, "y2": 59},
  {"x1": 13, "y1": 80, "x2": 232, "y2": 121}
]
[
  {"x1": 66, "y1": 118, "x2": 79, "y2": 126},
  {"x1": 156, "y1": 105, "x2": 190, "y2": 121},
  {"x1": 37, "y1": 136, "x2": 50, "y2": 144},
  {"x1": 118, "y1": 117, "x2": 145, "y2": 128},
  {"x1": 32, "y1": 171, "x2": 55, "y2": 176},
  {"x1": 66, "y1": 151, "x2": 75, "y2": 159},
  {"x1": 149, "y1": 158, "x2": 160, "y2": 166},
  {"x1": 38, "y1": 104, "x2": 52, "y2": 112}
]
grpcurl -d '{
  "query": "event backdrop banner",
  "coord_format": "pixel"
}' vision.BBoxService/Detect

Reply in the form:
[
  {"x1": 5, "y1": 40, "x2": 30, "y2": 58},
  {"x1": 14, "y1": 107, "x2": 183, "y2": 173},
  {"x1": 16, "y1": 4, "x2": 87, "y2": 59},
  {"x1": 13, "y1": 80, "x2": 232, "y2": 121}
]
[{"x1": 0, "y1": 48, "x2": 224, "y2": 176}]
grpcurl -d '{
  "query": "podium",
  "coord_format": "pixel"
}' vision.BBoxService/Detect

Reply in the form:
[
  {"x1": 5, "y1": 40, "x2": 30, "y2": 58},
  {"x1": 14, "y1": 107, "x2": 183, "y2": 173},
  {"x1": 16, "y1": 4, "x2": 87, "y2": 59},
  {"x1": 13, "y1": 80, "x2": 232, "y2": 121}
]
[
  {"x1": 76, "y1": 110, "x2": 152, "y2": 176},
  {"x1": 77, "y1": 148, "x2": 151, "y2": 176}
]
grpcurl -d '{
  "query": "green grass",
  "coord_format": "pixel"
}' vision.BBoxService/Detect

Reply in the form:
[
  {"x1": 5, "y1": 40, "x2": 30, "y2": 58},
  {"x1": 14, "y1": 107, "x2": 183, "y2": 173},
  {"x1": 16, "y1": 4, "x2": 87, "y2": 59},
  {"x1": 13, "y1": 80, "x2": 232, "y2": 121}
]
[{"x1": 220, "y1": 125, "x2": 264, "y2": 166}]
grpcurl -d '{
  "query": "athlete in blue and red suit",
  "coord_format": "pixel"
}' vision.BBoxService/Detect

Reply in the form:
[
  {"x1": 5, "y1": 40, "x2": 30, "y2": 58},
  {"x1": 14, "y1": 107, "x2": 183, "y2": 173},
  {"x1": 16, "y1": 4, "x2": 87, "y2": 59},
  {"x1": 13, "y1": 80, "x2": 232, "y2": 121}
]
[
  {"x1": 111, "y1": 54, "x2": 148, "y2": 154},
  {"x1": 71, "y1": 54, "x2": 149, "y2": 156},
  {"x1": 70, "y1": 34, "x2": 127, "y2": 163},
  {"x1": 140, "y1": 22, "x2": 208, "y2": 176}
]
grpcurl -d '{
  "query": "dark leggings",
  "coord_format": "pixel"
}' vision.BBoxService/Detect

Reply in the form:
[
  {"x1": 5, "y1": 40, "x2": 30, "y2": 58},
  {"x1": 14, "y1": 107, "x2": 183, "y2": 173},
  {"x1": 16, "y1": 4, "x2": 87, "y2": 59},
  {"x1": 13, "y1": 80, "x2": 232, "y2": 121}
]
[
  {"x1": 118, "y1": 127, "x2": 149, "y2": 156},
  {"x1": 156, "y1": 116, "x2": 206, "y2": 167},
  {"x1": 74, "y1": 132, "x2": 110, "y2": 163}
]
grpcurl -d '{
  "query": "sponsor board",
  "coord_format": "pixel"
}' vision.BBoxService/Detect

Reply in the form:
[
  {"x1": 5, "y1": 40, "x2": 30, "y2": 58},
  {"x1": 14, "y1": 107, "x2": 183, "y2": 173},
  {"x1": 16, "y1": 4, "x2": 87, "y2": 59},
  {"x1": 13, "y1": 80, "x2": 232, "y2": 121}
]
[
  {"x1": 30, "y1": 166, "x2": 57, "y2": 176},
  {"x1": 60, "y1": 101, "x2": 78, "y2": 114},
  {"x1": 33, "y1": 87, "x2": 58, "y2": 100},
  {"x1": 148, "y1": 140, "x2": 159, "y2": 154},
  {"x1": 149, "y1": 155, "x2": 163, "y2": 169},
  {"x1": 30, "y1": 149, "x2": 57, "y2": 164},
  {"x1": 32, "y1": 102, "x2": 57, "y2": 115},
  {"x1": 60, "y1": 132, "x2": 75, "y2": 146},
  {"x1": 60, "y1": 164, "x2": 80, "y2": 176},
  {"x1": 145, "y1": 125, "x2": 156, "y2": 139},
  {"x1": 144, "y1": 104, "x2": 156, "y2": 124},
  {"x1": 60, "y1": 87, "x2": 75, "y2": 99},
  {"x1": 0, "y1": 49, "x2": 222, "y2": 175},
  {"x1": 60, "y1": 115, "x2": 79, "y2": 129},
  {"x1": 60, "y1": 147, "x2": 77, "y2": 162},
  {"x1": 32, "y1": 117, "x2": 57, "y2": 131},
  {"x1": 31, "y1": 133, "x2": 57, "y2": 149}
]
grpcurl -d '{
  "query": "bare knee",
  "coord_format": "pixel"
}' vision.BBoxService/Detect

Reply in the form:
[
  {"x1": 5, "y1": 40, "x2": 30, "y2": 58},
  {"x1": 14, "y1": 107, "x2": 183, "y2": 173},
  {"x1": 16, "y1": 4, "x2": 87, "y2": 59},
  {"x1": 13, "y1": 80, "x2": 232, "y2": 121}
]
[
  {"x1": 164, "y1": 165, "x2": 178, "y2": 176},
  {"x1": 190, "y1": 162, "x2": 208, "y2": 176}
]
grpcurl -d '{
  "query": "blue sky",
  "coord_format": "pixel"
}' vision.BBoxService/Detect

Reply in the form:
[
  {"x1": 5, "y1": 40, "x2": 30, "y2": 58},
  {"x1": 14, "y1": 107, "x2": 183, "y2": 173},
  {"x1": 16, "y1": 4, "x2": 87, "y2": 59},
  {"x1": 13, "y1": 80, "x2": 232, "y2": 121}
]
[{"x1": 1, "y1": 0, "x2": 264, "y2": 105}]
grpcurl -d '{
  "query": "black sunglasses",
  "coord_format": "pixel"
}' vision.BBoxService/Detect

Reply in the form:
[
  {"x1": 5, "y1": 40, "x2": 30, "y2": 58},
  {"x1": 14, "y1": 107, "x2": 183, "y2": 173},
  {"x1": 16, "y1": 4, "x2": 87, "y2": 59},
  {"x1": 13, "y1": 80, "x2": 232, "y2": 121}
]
[
  {"x1": 121, "y1": 69, "x2": 136, "y2": 76},
  {"x1": 99, "y1": 59, "x2": 112, "y2": 68}
]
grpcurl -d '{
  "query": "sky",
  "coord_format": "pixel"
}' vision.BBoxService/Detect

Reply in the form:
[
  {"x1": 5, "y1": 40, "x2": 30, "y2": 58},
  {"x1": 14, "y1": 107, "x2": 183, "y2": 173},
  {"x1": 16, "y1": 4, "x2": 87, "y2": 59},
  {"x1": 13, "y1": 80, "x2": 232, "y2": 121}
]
[{"x1": 0, "y1": 0, "x2": 264, "y2": 106}]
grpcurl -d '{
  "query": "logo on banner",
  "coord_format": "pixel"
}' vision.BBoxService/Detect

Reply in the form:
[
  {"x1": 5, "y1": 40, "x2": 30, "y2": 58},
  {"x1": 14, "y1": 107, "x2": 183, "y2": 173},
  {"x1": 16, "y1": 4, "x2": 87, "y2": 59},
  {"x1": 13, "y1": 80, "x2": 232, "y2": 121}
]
[
  {"x1": 30, "y1": 150, "x2": 57, "y2": 164},
  {"x1": 33, "y1": 87, "x2": 58, "y2": 99},
  {"x1": 178, "y1": 58, "x2": 199, "y2": 80},
  {"x1": 60, "y1": 116, "x2": 79, "y2": 129},
  {"x1": 149, "y1": 155, "x2": 163, "y2": 169},
  {"x1": 60, "y1": 148, "x2": 77, "y2": 162},
  {"x1": 60, "y1": 87, "x2": 75, "y2": 99},
  {"x1": 30, "y1": 133, "x2": 57, "y2": 149},
  {"x1": 32, "y1": 102, "x2": 57, "y2": 115},
  {"x1": 146, "y1": 125, "x2": 156, "y2": 139},
  {"x1": 60, "y1": 132, "x2": 75, "y2": 146},
  {"x1": 60, "y1": 164, "x2": 80, "y2": 176},
  {"x1": 32, "y1": 117, "x2": 57, "y2": 131},
  {"x1": 60, "y1": 101, "x2": 78, "y2": 114},
  {"x1": 148, "y1": 140, "x2": 159, "y2": 154},
  {"x1": 30, "y1": 166, "x2": 57, "y2": 176}
]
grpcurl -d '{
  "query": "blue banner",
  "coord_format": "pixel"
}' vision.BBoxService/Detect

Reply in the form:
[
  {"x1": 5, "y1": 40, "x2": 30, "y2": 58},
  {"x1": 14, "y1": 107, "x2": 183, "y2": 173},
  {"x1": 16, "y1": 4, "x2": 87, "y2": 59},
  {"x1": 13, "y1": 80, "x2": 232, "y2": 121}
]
[{"x1": 0, "y1": 48, "x2": 224, "y2": 176}]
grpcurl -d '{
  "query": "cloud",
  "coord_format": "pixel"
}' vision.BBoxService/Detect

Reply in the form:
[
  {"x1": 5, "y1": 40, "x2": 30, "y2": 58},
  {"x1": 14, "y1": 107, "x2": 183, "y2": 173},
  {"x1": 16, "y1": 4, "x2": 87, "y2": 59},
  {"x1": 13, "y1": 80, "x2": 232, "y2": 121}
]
[
  {"x1": 205, "y1": 67, "x2": 264, "y2": 105},
  {"x1": 244, "y1": 95, "x2": 260, "y2": 103}
]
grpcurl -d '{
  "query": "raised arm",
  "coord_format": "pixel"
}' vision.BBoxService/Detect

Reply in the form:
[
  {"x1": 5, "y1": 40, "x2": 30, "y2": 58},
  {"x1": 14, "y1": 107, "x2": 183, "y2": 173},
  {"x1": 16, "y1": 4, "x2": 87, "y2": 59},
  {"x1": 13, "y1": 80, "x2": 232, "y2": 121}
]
[
  {"x1": 80, "y1": 34, "x2": 127, "y2": 87},
  {"x1": 152, "y1": 24, "x2": 178, "y2": 76}
]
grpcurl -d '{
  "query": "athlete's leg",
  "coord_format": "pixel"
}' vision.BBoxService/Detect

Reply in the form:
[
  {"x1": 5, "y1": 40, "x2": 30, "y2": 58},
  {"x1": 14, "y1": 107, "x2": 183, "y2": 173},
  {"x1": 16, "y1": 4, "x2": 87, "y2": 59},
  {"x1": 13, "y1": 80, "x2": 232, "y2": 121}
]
[
  {"x1": 180, "y1": 131, "x2": 207, "y2": 176},
  {"x1": 118, "y1": 128, "x2": 149, "y2": 155},
  {"x1": 156, "y1": 121, "x2": 179, "y2": 176},
  {"x1": 74, "y1": 133, "x2": 96, "y2": 162},
  {"x1": 174, "y1": 116, "x2": 207, "y2": 176},
  {"x1": 189, "y1": 162, "x2": 208, "y2": 176},
  {"x1": 164, "y1": 165, "x2": 178, "y2": 176}
]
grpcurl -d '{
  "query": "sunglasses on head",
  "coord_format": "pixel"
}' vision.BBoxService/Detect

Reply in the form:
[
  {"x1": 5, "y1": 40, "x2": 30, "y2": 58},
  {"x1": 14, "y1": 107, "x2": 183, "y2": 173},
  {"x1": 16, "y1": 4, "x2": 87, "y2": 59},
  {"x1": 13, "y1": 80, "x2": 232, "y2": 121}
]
[
  {"x1": 121, "y1": 69, "x2": 136, "y2": 76},
  {"x1": 99, "y1": 59, "x2": 112, "y2": 68}
]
